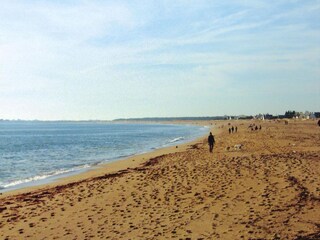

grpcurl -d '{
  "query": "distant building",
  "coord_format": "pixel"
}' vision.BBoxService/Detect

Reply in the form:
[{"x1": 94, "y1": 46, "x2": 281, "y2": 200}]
[
  {"x1": 309, "y1": 113, "x2": 316, "y2": 119},
  {"x1": 255, "y1": 114, "x2": 264, "y2": 120}
]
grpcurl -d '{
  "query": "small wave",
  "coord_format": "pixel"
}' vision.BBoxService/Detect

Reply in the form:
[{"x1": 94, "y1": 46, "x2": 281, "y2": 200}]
[
  {"x1": 111, "y1": 153, "x2": 135, "y2": 160},
  {"x1": 1, "y1": 165, "x2": 91, "y2": 189},
  {"x1": 168, "y1": 137, "x2": 185, "y2": 143},
  {"x1": 91, "y1": 162, "x2": 101, "y2": 166}
]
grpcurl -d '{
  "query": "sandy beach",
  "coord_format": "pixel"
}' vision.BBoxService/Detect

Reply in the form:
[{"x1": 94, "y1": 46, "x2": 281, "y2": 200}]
[{"x1": 0, "y1": 119, "x2": 319, "y2": 240}]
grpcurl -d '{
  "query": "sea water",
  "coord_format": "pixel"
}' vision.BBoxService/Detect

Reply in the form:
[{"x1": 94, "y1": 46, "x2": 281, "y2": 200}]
[{"x1": 0, "y1": 122, "x2": 208, "y2": 192}]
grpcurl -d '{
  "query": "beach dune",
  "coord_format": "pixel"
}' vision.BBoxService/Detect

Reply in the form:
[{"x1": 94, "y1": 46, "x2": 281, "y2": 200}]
[{"x1": 0, "y1": 120, "x2": 319, "y2": 239}]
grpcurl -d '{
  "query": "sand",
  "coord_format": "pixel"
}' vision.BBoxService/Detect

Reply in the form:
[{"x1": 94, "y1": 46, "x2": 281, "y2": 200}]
[{"x1": 0, "y1": 119, "x2": 319, "y2": 240}]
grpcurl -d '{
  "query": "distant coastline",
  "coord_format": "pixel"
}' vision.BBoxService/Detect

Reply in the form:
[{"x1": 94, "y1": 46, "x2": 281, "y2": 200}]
[{"x1": 1, "y1": 110, "x2": 318, "y2": 123}]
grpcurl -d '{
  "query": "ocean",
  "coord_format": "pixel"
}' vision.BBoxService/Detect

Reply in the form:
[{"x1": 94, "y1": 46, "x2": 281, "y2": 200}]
[{"x1": 0, "y1": 121, "x2": 208, "y2": 192}]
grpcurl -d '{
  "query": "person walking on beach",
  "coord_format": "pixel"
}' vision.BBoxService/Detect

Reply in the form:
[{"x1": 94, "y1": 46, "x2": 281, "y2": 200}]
[
  {"x1": 208, "y1": 132, "x2": 215, "y2": 153},
  {"x1": 235, "y1": 126, "x2": 238, "y2": 133}
]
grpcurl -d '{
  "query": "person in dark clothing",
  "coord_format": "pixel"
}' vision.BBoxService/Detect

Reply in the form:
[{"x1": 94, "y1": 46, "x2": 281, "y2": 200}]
[
  {"x1": 208, "y1": 132, "x2": 215, "y2": 153},
  {"x1": 229, "y1": 128, "x2": 231, "y2": 134},
  {"x1": 235, "y1": 126, "x2": 238, "y2": 132},
  {"x1": 318, "y1": 120, "x2": 320, "y2": 127},
  {"x1": 231, "y1": 126, "x2": 234, "y2": 133}
]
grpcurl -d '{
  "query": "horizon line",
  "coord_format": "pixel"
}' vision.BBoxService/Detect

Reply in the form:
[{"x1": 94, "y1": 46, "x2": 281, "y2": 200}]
[{"x1": 1, "y1": 111, "x2": 318, "y2": 122}]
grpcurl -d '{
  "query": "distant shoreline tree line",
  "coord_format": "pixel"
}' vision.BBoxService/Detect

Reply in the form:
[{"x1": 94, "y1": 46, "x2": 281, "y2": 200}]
[{"x1": 1, "y1": 111, "x2": 319, "y2": 122}]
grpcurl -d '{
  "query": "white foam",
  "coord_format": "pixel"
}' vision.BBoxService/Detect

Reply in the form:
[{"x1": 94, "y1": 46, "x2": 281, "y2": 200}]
[
  {"x1": 168, "y1": 137, "x2": 185, "y2": 143},
  {"x1": 1, "y1": 164, "x2": 91, "y2": 189}
]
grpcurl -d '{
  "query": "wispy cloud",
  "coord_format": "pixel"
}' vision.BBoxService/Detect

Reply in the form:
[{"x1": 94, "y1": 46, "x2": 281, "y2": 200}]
[{"x1": 0, "y1": 0, "x2": 319, "y2": 119}]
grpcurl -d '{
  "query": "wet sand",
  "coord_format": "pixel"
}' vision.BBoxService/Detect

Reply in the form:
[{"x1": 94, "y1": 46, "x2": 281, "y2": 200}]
[{"x1": 0, "y1": 119, "x2": 319, "y2": 239}]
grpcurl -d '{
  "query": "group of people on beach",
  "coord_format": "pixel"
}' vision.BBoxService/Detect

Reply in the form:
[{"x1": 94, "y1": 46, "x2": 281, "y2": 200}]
[
  {"x1": 228, "y1": 126, "x2": 237, "y2": 134},
  {"x1": 207, "y1": 123, "x2": 264, "y2": 153},
  {"x1": 248, "y1": 124, "x2": 262, "y2": 131}
]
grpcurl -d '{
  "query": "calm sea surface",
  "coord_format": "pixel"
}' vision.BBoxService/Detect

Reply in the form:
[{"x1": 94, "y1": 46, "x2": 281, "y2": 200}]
[{"x1": 0, "y1": 122, "x2": 207, "y2": 192}]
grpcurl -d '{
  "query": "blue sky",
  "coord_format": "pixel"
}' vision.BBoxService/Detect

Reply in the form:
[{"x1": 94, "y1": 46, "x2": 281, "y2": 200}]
[{"x1": 1, "y1": 0, "x2": 319, "y2": 120}]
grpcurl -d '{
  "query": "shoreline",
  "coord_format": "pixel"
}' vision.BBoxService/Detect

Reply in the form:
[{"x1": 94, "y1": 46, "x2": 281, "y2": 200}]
[{"x1": 0, "y1": 121, "x2": 216, "y2": 197}]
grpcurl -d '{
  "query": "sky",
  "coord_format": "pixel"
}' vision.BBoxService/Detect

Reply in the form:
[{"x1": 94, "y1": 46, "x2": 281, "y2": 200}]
[{"x1": 0, "y1": 0, "x2": 319, "y2": 120}]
